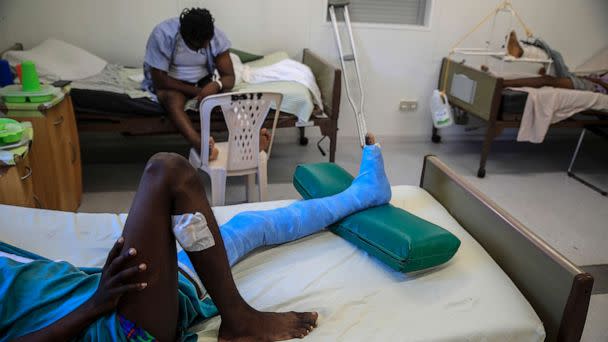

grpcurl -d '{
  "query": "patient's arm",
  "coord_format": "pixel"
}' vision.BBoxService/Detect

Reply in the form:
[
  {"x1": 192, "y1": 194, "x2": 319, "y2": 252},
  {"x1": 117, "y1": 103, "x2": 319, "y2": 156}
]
[
  {"x1": 150, "y1": 68, "x2": 201, "y2": 98},
  {"x1": 215, "y1": 50, "x2": 235, "y2": 91},
  {"x1": 584, "y1": 76, "x2": 608, "y2": 90},
  {"x1": 151, "y1": 51, "x2": 234, "y2": 102},
  {"x1": 13, "y1": 301, "x2": 103, "y2": 342},
  {"x1": 14, "y1": 239, "x2": 146, "y2": 342},
  {"x1": 503, "y1": 75, "x2": 574, "y2": 89},
  {"x1": 194, "y1": 51, "x2": 236, "y2": 103}
]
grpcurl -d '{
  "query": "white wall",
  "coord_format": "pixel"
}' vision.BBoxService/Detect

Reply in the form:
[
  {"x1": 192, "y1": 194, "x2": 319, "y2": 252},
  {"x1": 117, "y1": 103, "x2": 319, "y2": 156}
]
[
  {"x1": 2, "y1": 0, "x2": 607, "y2": 139},
  {"x1": 0, "y1": 2, "x2": 11, "y2": 53}
]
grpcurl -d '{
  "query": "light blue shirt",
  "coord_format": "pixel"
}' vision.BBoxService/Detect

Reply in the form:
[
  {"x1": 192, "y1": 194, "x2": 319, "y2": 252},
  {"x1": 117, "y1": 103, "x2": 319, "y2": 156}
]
[{"x1": 142, "y1": 17, "x2": 231, "y2": 93}]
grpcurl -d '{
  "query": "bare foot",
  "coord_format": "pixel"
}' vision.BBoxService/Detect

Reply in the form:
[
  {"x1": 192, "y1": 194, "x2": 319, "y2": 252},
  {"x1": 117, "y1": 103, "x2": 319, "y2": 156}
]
[
  {"x1": 209, "y1": 136, "x2": 220, "y2": 161},
  {"x1": 219, "y1": 308, "x2": 318, "y2": 342},
  {"x1": 507, "y1": 30, "x2": 523, "y2": 58},
  {"x1": 365, "y1": 133, "x2": 376, "y2": 145},
  {"x1": 259, "y1": 128, "x2": 272, "y2": 152}
]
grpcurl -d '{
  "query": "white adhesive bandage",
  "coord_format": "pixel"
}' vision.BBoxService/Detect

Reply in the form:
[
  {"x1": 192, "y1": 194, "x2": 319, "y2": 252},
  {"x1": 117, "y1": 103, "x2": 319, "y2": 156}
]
[{"x1": 172, "y1": 212, "x2": 215, "y2": 252}]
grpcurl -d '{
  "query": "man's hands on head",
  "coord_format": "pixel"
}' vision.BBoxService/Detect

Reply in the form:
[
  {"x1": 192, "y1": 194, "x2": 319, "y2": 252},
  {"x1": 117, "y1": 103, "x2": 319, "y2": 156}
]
[{"x1": 89, "y1": 237, "x2": 148, "y2": 316}]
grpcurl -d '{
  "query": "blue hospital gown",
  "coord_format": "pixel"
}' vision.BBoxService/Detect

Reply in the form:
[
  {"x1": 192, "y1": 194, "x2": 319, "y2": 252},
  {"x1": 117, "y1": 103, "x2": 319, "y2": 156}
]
[
  {"x1": 0, "y1": 241, "x2": 218, "y2": 342},
  {"x1": 142, "y1": 17, "x2": 232, "y2": 93}
]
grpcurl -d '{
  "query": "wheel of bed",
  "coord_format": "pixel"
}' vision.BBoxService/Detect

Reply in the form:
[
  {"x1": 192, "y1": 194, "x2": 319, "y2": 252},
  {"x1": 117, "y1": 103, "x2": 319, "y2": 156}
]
[
  {"x1": 293, "y1": 162, "x2": 461, "y2": 272},
  {"x1": 431, "y1": 132, "x2": 441, "y2": 143}
]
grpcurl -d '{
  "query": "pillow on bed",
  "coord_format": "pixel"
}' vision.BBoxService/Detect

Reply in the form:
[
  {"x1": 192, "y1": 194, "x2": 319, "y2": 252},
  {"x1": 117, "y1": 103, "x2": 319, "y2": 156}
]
[
  {"x1": 3, "y1": 39, "x2": 107, "y2": 82},
  {"x1": 229, "y1": 48, "x2": 263, "y2": 64},
  {"x1": 293, "y1": 162, "x2": 461, "y2": 273}
]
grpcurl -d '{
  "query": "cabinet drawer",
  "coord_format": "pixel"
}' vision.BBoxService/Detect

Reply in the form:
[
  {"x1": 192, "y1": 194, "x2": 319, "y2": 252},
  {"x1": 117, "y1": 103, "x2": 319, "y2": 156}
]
[{"x1": 0, "y1": 155, "x2": 37, "y2": 208}]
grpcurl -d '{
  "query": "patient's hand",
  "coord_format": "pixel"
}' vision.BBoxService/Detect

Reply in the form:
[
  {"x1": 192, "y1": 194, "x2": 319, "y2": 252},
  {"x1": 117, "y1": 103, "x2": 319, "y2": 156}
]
[
  {"x1": 90, "y1": 237, "x2": 148, "y2": 315},
  {"x1": 195, "y1": 82, "x2": 221, "y2": 104}
]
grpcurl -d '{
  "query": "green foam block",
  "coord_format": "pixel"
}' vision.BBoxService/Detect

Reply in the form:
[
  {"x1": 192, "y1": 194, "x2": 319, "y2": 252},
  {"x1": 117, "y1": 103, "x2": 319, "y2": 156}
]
[{"x1": 293, "y1": 162, "x2": 461, "y2": 273}]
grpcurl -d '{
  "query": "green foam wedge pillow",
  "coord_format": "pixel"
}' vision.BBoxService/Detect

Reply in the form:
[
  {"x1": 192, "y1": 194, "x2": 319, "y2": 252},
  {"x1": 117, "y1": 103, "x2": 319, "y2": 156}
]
[{"x1": 293, "y1": 163, "x2": 461, "y2": 273}]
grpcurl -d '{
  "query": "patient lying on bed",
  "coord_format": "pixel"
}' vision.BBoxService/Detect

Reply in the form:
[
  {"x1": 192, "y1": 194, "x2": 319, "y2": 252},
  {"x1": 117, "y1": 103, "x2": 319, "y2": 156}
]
[
  {"x1": 144, "y1": 7, "x2": 271, "y2": 160},
  {"x1": 499, "y1": 31, "x2": 608, "y2": 93},
  {"x1": 1, "y1": 135, "x2": 389, "y2": 342}
]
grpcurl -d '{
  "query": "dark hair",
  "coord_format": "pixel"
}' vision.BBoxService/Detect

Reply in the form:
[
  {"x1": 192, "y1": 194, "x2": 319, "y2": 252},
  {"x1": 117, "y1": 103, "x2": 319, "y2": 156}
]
[{"x1": 179, "y1": 8, "x2": 215, "y2": 45}]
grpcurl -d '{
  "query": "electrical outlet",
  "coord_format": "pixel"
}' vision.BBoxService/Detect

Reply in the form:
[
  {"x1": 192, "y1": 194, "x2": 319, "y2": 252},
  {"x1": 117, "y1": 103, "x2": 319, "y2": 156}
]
[{"x1": 399, "y1": 100, "x2": 418, "y2": 112}]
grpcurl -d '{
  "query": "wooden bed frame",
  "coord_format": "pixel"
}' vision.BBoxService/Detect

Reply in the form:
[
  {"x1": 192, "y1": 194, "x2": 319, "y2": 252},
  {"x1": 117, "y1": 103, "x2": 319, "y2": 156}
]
[
  {"x1": 421, "y1": 155, "x2": 593, "y2": 342},
  {"x1": 1, "y1": 44, "x2": 342, "y2": 162},
  {"x1": 434, "y1": 58, "x2": 608, "y2": 178}
]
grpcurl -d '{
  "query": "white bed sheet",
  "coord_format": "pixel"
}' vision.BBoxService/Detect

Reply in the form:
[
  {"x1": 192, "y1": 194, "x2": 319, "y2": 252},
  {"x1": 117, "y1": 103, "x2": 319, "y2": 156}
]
[{"x1": 0, "y1": 186, "x2": 545, "y2": 341}]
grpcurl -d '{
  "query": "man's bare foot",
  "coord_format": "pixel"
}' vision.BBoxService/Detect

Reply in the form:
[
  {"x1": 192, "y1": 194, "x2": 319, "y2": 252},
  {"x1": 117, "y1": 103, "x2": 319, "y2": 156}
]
[
  {"x1": 365, "y1": 133, "x2": 376, "y2": 145},
  {"x1": 507, "y1": 30, "x2": 523, "y2": 58},
  {"x1": 259, "y1": 128, "x2": 272, "y2": 152},
  {"x1": 219, "y1": 308, "x2": 318, "y2": 341},
  {"x1": 204, "y1": 130, "x2": 267, "y2": 162},
  {"x1": 209, "y1": 136, "x2": 220, "y2": 161}
]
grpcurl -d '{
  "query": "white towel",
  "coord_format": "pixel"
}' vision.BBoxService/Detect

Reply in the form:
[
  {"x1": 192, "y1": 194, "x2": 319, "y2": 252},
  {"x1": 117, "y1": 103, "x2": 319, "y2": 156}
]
[{"x1": 241, "y1": 59, "x2": 323, "y2": 110}]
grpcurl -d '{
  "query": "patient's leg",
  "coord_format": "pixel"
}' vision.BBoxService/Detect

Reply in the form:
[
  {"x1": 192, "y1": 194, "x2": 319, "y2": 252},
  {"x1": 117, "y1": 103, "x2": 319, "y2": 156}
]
[
  {"x1": 219, "y1": 134, "x2": 392, "y2": 266},
  {"x1": 118, "y1": 153, "x2": 317, "y2": 341},
  {"x1": 503, "y1": 75, "x2": 574, "y2": 89},
  {"x1": 507, "y1": 30, "x2": 524, "y2": 58},
  {"x1": 157, "y1": 89, "x2": 218, "y2": 160}
]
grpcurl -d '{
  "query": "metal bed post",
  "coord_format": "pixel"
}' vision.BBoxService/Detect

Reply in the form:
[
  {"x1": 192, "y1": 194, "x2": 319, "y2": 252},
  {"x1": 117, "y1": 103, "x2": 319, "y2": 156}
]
[{"x1": 567, "y1": 128, "x2": 608, "y2": 196}]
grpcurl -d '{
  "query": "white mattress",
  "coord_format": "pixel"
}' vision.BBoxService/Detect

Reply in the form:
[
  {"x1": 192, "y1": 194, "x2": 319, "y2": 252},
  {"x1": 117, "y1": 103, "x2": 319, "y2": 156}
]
[{"x1": 0, "y1": 186, "x2": 545, "y2": 341}]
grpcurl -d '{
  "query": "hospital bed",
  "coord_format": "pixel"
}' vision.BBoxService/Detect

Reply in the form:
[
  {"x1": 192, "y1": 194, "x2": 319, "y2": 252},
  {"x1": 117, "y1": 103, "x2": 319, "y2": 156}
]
[
  {"x1": 435, "y1": 58, "x2": 608, "y2": 178},
  {"x1": 0, "y1": 156, "x2": 592, "y2": 341},
  {"x1": 2, "y1": 43, "x2": 341, "y2": 162}
]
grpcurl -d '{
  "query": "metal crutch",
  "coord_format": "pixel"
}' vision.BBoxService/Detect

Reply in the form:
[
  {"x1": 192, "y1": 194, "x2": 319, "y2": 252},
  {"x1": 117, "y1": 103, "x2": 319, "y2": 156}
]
[{"x1": 328, "y1": 0, "x2": 368, "y2": 148}]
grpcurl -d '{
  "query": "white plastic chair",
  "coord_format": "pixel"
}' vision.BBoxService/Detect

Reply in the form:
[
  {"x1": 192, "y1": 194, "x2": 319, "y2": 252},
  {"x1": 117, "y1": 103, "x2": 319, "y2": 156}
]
[{"x1": 189, "y1": 92, "x2": 283, "y2": 206}]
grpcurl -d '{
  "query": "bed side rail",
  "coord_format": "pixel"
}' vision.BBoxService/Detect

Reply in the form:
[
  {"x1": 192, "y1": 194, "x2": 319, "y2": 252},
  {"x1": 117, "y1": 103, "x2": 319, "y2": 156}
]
[
  {"x1": 420, "y1": 155, "x2": 593, "y2": 342},
  {"x1": 439, "y1": 58, "x2": 502, "y2": 122},
  {"x1": 302, "y1": 49, "x2": 341, "y2": 121}
]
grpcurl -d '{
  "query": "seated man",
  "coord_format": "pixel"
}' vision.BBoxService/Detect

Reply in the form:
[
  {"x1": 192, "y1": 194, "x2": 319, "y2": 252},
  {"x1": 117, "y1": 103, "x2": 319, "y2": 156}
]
[
  {"x1": 501, "y1": 31, "x2": 607, "y2": 93},
  {"x1": 2, "y1": 135, "x2": 390, "y2": 341},
  {"x1": 143, "y1": 8, "x2": 271, "y2": 160}
]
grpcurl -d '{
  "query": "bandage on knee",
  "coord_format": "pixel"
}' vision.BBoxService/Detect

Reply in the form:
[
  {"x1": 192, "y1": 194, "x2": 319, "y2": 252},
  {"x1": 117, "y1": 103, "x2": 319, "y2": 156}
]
[{"x1": 172, "y1": 212, "x2": 215, "y2": 252}]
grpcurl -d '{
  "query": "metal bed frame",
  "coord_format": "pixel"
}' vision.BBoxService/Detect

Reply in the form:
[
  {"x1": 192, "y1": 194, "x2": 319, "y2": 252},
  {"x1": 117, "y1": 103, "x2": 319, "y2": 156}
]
[
  {"x1": 567, "y1": 127, "x2": 608, "y2": 196},
  {"x1": 435, "y1": 58, "x2": 608, "y2": 178},
  {"x1": 421, "y1": 156, "x2": 593, "y2": 341}
]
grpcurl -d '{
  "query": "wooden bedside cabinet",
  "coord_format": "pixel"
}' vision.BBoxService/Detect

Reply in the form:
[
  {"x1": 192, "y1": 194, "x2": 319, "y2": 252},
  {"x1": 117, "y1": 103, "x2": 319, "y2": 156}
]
[
  {"x1": 0, "y1": 154, "x2": 40, "y2": 208},
  {"x1": 3, "y1": 90, "x2": 82, "y2": 211}
]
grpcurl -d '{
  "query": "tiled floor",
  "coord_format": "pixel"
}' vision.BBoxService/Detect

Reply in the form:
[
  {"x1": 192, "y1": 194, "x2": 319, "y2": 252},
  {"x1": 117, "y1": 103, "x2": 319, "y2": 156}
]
[{"x1": 79, "y1": 132, "x2": 608, "y2": 341}]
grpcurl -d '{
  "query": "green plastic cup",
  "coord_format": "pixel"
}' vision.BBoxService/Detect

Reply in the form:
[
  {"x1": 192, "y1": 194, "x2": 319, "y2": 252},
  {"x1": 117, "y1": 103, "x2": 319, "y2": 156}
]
[{"x1": 21, "y1": 60, "x2": 41, "y2": 92}]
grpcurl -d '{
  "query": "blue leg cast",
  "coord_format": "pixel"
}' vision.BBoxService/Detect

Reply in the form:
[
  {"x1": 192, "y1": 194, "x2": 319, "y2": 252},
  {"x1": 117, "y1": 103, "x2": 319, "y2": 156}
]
[{"x1": 220, "y1": 144, "x2": 391, "y2": 266}]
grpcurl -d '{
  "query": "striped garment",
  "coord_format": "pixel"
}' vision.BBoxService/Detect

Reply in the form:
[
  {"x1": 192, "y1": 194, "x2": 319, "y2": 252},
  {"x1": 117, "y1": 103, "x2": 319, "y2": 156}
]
[{"x1": 118, "y1": 315, "x2": 157, "y2": 342}]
